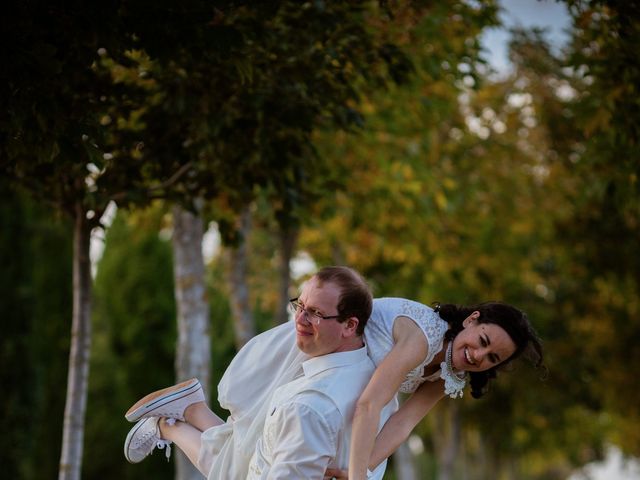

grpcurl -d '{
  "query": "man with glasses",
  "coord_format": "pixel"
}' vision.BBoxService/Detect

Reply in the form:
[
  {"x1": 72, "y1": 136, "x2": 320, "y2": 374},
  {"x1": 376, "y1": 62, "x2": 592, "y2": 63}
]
[{"x1": 123, "y1": 266, "x2": 391, "y2": 479}]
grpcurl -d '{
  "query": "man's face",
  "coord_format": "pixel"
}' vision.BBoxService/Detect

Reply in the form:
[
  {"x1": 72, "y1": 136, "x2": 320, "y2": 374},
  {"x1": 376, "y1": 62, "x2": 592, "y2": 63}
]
[{"x1": 294, "y1": 277, "x2": 353, "y2": 357}]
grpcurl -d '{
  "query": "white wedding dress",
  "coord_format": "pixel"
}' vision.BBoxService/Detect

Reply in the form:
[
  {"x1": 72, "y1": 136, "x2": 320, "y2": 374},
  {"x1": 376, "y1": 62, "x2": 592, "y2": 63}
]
[{"x1": 198, "y1": 298, "x2": 449, "y2": 479}]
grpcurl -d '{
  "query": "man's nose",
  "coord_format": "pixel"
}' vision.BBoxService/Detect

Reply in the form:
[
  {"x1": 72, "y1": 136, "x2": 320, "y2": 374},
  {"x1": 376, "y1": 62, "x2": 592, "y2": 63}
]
[{"x1": 295, "y1": 310, "x2": 311, "y2": 325}]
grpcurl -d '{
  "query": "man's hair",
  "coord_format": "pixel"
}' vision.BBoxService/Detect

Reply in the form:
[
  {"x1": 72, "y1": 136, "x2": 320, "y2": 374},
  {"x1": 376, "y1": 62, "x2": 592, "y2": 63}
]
[{"x1": 314, "y1": 266, "x2": 372, "y2": 336}]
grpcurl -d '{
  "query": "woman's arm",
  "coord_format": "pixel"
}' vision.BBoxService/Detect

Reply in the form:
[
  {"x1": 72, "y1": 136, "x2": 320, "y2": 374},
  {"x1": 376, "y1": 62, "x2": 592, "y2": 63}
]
[
  {"x1": 348, "y1": 317, "x2": 428, "y2": 480},
  {"x1": 369, "y1": 378, "x2": 446, "y2": 468},
  {"x1": 325, "y1": 379, "x2": 446, "y2": 480}
]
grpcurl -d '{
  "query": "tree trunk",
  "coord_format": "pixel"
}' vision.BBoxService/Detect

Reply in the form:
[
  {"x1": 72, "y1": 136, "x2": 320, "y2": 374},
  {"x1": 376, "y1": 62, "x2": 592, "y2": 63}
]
[
  {"x1": 226, "y1": 207, "x2": 255, "y2": 349},
  {"x1": 392, "y1": 440, "x2": 419, "y2": 480},
  {"x1": 434, "y1": 401, "x2": 461, "y2": 480},
  {"x1": 274, "y1": 225, "x2": 298, "y2": 325},
  {"x1": 467, "y1": 429, "x2": 489, "y2": 480},
  {"x1": 58, "y1": 204, "x2": 92, "y2": 480},
  {"x1": 172, "y1": 205, "x2": 210, "y2": 480}
]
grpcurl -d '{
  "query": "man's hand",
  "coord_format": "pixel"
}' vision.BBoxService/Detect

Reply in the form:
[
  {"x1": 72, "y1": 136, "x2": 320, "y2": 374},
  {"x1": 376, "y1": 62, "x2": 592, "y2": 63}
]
[{"x1": 324, "y1": 467, "x2": 349, "y2": 479}]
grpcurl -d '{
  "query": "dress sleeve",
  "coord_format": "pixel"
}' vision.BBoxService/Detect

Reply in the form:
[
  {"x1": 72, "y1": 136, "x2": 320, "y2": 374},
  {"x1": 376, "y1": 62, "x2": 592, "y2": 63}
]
[
  {"x1": 267, "y1": 400, "x2": 340, "y2": 480},
  {"x1": 394, "y1": 300, "x2": 449, "y2": 393}
]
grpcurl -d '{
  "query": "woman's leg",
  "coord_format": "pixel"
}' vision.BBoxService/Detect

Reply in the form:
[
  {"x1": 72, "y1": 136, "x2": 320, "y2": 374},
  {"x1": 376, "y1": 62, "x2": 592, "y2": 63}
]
[
  {"x1": 184, "y1": 401, "x2": 225, "y2": 431},
  {"x1": 159, "y1": 419, "x2": 204, "y2": 471},
  {"x1": 158, "y1": 403, "x2": 224, "y2": 473}
]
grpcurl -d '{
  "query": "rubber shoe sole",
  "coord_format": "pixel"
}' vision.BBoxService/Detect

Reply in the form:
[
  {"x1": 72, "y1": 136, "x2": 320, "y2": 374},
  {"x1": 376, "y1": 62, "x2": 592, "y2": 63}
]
[{"x1": 125, "y1": 378, "x2": 202, "y2": 422}]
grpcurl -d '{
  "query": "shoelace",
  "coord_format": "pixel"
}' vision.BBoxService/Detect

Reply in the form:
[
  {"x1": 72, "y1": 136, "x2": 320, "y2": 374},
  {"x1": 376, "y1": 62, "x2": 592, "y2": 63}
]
[{"x1": 156, "y1": 439, "x2": 172, "y2": 460}]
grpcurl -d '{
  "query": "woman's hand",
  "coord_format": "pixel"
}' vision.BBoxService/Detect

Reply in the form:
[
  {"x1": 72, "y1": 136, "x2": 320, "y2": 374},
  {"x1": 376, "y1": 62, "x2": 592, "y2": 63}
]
[{"x1": 324, "y1": 467, "x2": 349, "y2": 479}]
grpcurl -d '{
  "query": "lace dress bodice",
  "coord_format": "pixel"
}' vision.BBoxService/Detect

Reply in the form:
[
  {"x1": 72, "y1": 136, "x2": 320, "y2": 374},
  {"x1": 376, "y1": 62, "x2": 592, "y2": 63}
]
[{"x1": 365, "y1": 298, "x2": 449, "y2": 393}]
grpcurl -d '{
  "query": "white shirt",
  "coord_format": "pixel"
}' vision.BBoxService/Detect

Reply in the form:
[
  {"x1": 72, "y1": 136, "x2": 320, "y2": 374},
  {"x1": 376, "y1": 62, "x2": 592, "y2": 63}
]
[{"x1": 246, "y1": 346, "x2": 389, "y2": 480}]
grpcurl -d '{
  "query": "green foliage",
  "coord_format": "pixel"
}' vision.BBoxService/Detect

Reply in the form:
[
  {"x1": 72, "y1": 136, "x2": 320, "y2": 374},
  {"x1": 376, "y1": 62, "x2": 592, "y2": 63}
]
[
  {"x1": 4, "y1": 0, "x2": 639, "y2": 477},
  {"x1": 2, "y1": 2, "x2": 419, "y2": 476},
  {"x1": 300, "y1": 1, "x2": 505, "y2": 297},
  {"x1": 99, "y1": 1, "x2": 418, "y2": 236},
  {"x1": 0, "y1": 181, "x2": 72, "y2": 479},
  {"x1": 555, "y1": 0, "x2": 640, "y2": 456},
  {"x1": 297, "y1": 0, "x2": 640, "y2": 475},
  {"x1": 1, "y1": 2, "x2": 429, "y2": 476},
  {"x1": 86, "y1": 207, "x2": 176, "y2": 479},
  {"x1": 0, "y1": 1, "x2": 129, "y2": 217},
  {"x1": 84, "y1": 207, "x2": 249, "y2": 476},
  {"x1": 565, "y1": 0, "x2": 640, "y2": 201}
]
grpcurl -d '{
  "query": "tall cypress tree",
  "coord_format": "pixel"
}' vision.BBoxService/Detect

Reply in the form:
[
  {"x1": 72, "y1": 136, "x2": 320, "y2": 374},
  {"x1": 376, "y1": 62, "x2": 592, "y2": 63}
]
[
  {"x1": 0, "y1": 181, "x2": 72, "y2": 479},
  {"x1": 85, "y1": 208, "x2": 176, "y2": 479}
]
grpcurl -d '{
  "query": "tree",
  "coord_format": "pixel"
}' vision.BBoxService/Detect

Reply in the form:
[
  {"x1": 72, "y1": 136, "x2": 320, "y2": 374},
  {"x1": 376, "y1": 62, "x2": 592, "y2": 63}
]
[
  {"x1": 86, "y1": 207, "x2": 176, "y2": 480},
  {"x1": 2, "y1": 5, "x2": 127, "y2": 478},
  {"x1": 554, "y1": 0, "x2": 640, "y2": 456},
  {"x1": 294, "y1": 3, "x2": 626, "y2": 477},
  {"x1": 2, "y1": 2, "x2": 431, "y2": 477},
  {"x1": 0, "y1": 181, "x2": 72, "y2": 479},
  {"x1": 0, "y1": 3, "x2": 195, "y2": 477},
  {"x1": 224, "y1": 206, "x2": 256, "y2": 348},
  {"x1": 171, "y1": 205, "x2": 211, "y2": 479},
  {"x1": 107, "y1": 0, "x2": 419, "y2": 356}
]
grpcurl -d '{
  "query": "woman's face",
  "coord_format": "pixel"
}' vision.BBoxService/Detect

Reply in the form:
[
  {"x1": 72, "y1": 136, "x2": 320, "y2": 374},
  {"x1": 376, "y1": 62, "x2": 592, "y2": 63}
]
[{"x1": 451, "y1": 312, "x2": 516, "y2": 372}]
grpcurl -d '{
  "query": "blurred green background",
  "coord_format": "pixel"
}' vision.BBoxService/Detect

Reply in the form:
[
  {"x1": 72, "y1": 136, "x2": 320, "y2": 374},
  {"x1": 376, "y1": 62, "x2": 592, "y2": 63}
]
[{"x1": 1, "y1": 1, "x2": 639, "y2": 479}]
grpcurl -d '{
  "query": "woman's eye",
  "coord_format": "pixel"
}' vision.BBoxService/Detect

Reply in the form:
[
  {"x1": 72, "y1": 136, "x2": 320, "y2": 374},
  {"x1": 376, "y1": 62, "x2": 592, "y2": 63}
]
[{"x1": 480, "y1": 337, "x2": 487, "y2": 347}]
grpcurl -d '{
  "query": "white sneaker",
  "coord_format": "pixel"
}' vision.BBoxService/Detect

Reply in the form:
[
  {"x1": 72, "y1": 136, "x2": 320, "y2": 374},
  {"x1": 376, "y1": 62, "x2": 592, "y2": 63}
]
[
  {"x1": 125, "y1": 378, "x2": 204, "y2": 422},
  {"x1": 124, "y1": 417, "x2": 173, "y2": 464}
]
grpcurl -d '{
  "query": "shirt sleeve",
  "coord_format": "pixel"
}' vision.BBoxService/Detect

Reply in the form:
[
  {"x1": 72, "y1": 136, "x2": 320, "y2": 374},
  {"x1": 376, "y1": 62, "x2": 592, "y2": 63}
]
[{"x1": 266, "y1": 398, "x2": 341, "y2": 480}]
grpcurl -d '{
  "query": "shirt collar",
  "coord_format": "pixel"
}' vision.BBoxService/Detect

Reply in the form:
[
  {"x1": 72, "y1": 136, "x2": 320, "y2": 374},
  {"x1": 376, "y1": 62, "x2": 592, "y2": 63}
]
[{"x1": 302, "y1": 345, "x2": 368, "y2": 378}]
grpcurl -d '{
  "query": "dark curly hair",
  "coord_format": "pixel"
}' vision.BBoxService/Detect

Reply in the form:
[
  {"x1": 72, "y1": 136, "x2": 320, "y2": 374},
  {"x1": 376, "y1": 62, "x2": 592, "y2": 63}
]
[{"x1": 434, "y1": 302, "x2": 544, "y2": 399}]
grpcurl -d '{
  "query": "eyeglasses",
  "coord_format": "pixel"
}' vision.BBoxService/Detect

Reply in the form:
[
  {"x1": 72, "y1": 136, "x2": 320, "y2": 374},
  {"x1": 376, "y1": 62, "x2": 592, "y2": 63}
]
[{"x1": 289, "y1": 298, "x2": 342, "y2": 325}]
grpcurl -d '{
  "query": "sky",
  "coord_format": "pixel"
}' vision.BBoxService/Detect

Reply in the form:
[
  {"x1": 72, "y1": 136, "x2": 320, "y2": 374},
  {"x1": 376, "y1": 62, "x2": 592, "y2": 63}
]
[
  {"x1": 482, "y1": 2, "x2": 640, "y2": 480},
  {"x1": 481, "y1": 0, "x2": 571, "y2": 73}
]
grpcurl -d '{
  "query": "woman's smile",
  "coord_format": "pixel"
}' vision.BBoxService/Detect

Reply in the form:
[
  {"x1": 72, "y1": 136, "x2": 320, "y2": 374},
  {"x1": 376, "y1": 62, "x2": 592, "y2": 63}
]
[{"x1": 463, "y1": 347, "x2": 475, "y2": 366}]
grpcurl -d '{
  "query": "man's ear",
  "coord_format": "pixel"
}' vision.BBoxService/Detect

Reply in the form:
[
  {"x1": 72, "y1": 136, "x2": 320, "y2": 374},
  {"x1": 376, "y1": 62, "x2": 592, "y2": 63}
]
[{"x1": 343, "y1": 316, "x2": 360, "y2": 337}]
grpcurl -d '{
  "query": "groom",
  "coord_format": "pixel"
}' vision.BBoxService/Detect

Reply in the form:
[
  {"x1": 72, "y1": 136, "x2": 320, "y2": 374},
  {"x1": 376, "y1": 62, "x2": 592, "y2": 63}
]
[
  {"x1": 245, "y1": 266, "x2": 386, "y2": 478},
  {"x1": 123, "y1": 266, "x2": 390, "y2": 479}
]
